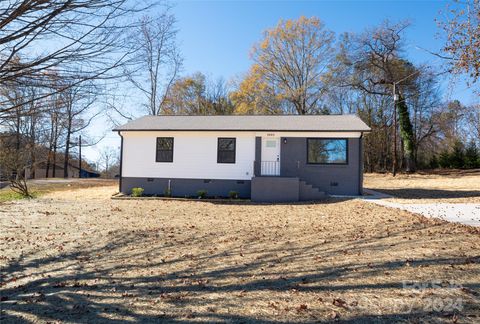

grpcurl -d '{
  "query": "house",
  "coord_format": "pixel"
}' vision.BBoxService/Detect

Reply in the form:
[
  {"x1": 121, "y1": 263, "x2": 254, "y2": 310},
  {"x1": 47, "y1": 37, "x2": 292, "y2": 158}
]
[
  {"x1": 114, "y1": 115, "x2": 371, "y2": 202},
  {"x1": 25, "y1": 162, "x2": 100, "y2": 179}
]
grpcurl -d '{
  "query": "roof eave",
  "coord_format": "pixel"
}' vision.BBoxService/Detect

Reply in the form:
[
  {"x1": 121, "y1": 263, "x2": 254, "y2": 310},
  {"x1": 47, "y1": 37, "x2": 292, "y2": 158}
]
[{"x1": 113, "y1": 128, "x2": 371, "y2": 132}]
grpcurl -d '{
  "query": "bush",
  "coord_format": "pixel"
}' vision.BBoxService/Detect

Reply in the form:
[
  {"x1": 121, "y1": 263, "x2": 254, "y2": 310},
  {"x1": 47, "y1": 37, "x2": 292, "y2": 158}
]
[
  {"x1": 131, "y1": 187, "x2": 144, "y2": 197},
  {"x1": 197, "y1": 189, "x2": 207, "y2": 199},
  {"x1": 229, "y1": 191, "x2": 239, "y2": 199}
]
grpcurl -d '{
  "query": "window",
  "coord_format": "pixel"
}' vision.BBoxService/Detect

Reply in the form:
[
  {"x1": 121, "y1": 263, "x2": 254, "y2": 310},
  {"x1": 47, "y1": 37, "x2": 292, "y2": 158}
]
[
  {"x1": 307, "y1": 138, "x2": 348, "y2": 164},
  {"x1": 266, "y1": 140, "x2": 277, "y2": 148},
  {"x1": 156, "y1": 137, "x2": 174, "y2": 162},
  {"x1": 217, "y1": 138, "x2": 236, "y2": 163}
]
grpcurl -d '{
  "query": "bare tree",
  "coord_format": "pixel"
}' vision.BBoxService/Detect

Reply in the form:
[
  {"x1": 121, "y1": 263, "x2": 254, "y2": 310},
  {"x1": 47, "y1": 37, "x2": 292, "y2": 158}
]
[
  {"x1": 0, "y1": 0, "x2": 154, "y2": 116},
  {"x1": 249, "y1": 16, "x2": 335, "y2": 114},
  {"x1": 60, "y1": 82, "x2": 99, "y2": 178},
  {"x1": 437, "y1": 0, "x2": 480, "y2": 87},
  {"x1": 161, "y1": 72, "x2": 234, "y2": 115},
  {"x1": 127, "y1": 8, "x2": 182, "y2": 115},
  {"x1": 98, "y1": 146, "x2": 119, "y2": 178}
]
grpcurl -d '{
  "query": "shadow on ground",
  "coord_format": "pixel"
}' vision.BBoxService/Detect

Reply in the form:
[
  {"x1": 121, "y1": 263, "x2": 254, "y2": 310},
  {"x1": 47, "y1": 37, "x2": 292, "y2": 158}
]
[
  {"x1": 1, "y1": 224, "x2": 479, "y2": 323},
  {"x1": 369, "y1": 188, "x2": 480, "y2": 200}
]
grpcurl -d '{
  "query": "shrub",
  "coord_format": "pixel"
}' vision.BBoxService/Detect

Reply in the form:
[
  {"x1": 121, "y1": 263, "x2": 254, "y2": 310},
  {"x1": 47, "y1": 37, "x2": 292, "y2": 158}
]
[
  {"x1": 197, "y1": 189, "x2": 207, "y2": 199},
  {"x1": 229, "y1": 191, "x2": 239, "y2": 199},
  {"x1": 131, "y1": 187, "x2": 144, "y2": 197}
]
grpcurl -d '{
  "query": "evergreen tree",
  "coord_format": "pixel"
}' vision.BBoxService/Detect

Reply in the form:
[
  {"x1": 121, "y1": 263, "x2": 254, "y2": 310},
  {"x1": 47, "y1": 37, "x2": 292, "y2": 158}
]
[
  {"x1": 438, "y1": 150, "x2": 451, "y2": 168},
  {"x1": 450, "y1": 140, "x2": 465, "y2": 169},
  {"x1": 428, "y1": 155, "x2": 439, "y2": 169},
  {"x1": 465, "y1": 140, "x2": 479, "y2": 168}
]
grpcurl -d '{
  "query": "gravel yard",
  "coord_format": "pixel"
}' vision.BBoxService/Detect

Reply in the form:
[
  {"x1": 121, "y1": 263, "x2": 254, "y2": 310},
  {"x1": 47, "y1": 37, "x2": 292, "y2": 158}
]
[{"x1": 1, "y1": 182, "x2": 479, "y2": 323}]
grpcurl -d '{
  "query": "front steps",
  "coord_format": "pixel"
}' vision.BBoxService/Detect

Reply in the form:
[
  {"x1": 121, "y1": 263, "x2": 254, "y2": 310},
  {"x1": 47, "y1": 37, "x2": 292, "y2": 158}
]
[
  {"x1": 299, "y1": 180, "x2": 326, "y2": 201},
  {"x1": 251, "y1": 177, "x2": 326, "y2": 202}
]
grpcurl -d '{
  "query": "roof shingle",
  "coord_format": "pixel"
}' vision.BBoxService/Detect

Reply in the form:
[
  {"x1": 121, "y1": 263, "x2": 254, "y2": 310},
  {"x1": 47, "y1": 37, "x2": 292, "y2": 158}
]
[{"x1": 113, "y1": 115, "x2": 371, "y2": 132}]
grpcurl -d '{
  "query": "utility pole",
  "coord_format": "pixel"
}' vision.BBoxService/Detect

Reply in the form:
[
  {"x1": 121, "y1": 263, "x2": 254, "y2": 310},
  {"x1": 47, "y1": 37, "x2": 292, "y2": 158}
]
[
  {"x1": 78, "y1": 135, "x2": 82, "y2": 178},
  {"x1": 390, "y1": 69, "x2": 420, "y2": 177},
  {"x1": 392, "y1": 83, "x2": 398, "y2": 177}
]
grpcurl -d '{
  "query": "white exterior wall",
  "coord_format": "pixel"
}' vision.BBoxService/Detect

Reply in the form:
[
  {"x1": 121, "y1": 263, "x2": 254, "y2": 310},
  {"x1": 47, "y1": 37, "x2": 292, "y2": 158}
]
[
  {"x1": 120, "y1": 130, "x2": 363, "y2": 180},
  {"x1": 121, "y1": 131, "x2": 256, "y2": 180}
]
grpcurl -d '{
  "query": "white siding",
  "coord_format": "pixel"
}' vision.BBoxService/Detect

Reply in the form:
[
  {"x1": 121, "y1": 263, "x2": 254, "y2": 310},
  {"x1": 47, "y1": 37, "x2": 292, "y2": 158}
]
[{"x1": 121, "y1": 131, "x2": 256, "y2": 180}]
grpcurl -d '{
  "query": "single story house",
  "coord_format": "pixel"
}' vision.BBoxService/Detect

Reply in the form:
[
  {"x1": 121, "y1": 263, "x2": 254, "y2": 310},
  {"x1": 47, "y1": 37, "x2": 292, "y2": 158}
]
[
  {"x1": 25, "y1": 162, "x2": 100, "y2": 179},
  {"x1": 114, "y1": 115, "x2": 370, "y2": 202}
]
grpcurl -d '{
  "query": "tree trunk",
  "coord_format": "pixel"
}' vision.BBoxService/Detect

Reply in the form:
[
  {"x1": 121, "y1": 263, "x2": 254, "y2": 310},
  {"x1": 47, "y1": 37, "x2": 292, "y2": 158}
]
[
  {"x1": 64, "y1": 108, "x2": 73, "y2": 178},
  {"x1": 64, "y1": 131, "x2": 70, "y2": 178}
]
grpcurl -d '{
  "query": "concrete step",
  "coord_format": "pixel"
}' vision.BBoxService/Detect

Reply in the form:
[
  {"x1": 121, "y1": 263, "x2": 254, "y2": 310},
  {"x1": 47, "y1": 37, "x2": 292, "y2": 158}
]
[{"x1": 299, "y1": 180, "x2": 326, "y2": 201}]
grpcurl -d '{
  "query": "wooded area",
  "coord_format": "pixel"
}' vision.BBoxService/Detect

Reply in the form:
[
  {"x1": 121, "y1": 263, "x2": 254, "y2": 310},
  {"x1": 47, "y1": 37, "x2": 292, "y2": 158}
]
[{"x1": 0, "y1": 0, "x2": 479, "y2": 197}]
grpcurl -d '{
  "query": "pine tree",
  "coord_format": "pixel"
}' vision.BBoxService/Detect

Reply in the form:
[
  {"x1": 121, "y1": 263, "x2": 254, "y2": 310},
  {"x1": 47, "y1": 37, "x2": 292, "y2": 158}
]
[
  {"x1": 428, "y1": 155, "x2": 439, "y2": 169},
  {"x1": 464, "y1": 140, "x2": 479, "y2": 168},
  {"x1": 450, "y1": 140, "x2": 465, "y2": 169},
  {"x1": 438, "y1": 150, "x2": 451, "y2": 168}
]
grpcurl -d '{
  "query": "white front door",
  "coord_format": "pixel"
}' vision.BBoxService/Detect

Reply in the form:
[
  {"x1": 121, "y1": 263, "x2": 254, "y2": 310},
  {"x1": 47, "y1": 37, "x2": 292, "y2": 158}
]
[{"x1": 261, "y1": 137, "x2": 281, "y2": 175}]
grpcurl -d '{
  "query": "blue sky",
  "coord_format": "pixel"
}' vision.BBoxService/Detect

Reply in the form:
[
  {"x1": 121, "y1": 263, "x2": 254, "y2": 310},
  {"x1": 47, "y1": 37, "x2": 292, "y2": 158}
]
[
  {"x1": 175, "y1": 0, "x2": 447, "y2": 80},
  {"x1": 85, "y1": 0, "x2": 478, "y2": 164}
]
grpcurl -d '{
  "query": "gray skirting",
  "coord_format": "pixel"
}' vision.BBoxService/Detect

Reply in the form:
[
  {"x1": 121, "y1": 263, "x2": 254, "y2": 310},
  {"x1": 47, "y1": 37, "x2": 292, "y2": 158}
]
[{"x1": 121, "y1": 177, "x2": 251, "y2": 198}]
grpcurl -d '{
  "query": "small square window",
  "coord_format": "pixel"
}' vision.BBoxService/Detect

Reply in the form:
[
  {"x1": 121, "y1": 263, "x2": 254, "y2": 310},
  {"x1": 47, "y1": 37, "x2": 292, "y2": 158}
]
[
  {"x1": 217, "y1": 138, "x2": 236, "y2": 163},
  {"x1": 156, "y1": 137, "x2": 174, "y2": 162}
]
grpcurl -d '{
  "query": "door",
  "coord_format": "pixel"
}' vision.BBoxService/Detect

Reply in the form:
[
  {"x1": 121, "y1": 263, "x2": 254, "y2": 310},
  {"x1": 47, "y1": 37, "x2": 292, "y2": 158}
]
[{"x1": 261, "y1": 137, "x2": 280, "y2": 175}]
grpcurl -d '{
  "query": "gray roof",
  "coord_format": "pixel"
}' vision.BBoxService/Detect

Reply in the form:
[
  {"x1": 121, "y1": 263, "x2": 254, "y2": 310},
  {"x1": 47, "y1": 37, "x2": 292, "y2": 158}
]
[{"x1": 113, "y1": 115, "x2": 371, "y2": 132}]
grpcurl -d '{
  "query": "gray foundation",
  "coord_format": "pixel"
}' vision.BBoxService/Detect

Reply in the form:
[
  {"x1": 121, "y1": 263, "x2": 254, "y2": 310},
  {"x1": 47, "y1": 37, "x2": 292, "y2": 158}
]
[
  {"x1": 251, "y1": 177, "x2": 299, "y2": 202},
  {"x1": 121, "y1": 177, "x2": 251, "y2": 198}
]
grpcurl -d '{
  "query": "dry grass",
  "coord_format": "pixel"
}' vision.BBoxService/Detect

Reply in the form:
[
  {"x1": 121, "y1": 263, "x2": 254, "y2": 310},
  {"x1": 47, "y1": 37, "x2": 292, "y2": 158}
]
[
  {"x1": 1, "y1": 184, "x2": 479, "y2": 323},
  {"x1": 0, "y1": 179, "x2": 117, "y2": 203},
  {"x1": 364, "y1": 169, "x2": 480, "y2": 203}
]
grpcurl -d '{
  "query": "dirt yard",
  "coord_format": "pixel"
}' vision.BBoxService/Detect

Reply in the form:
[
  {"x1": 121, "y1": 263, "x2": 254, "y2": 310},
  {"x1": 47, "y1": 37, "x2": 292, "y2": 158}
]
[
  {"x1": 0, "y1": 179, "x2": 117, "y2": 202},
  {"x1": 364, "y1": 169, "x2": 480, "y2": 203},
  {"x1": 1, "y1": 181, "x2": 479, "y2": 323}
]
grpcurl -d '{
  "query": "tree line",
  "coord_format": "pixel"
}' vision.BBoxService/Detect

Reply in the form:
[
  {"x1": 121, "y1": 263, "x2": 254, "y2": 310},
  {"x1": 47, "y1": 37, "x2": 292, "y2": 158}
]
[
  {"x1": 0, "y1": 0, "x2": 159, "y2": 195},
  {"x1": 150, "y1": 14, "x2": 479, "y2": 173},
  {"x1": 1, "y1": 1, "x2": 479, "y2": 197}
]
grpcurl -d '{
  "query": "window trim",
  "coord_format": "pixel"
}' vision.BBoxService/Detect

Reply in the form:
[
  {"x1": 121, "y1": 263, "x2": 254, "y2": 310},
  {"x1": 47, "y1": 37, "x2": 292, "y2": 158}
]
[
  {"x1": 217, "y1": 137, "x2": 236, "y2": 164},
  {"x1": 306, "y1": 138, "x2": 349, "y2": 165},
  {"x1": 155, "y1": 137, "x2": 174, "y2": 163}
]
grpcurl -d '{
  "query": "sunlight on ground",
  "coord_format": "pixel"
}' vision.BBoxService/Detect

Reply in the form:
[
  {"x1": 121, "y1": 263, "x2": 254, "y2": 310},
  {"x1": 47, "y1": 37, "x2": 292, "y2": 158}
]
[{"x1": 1, "y1": 181, "x2": 479, "y2": 323}]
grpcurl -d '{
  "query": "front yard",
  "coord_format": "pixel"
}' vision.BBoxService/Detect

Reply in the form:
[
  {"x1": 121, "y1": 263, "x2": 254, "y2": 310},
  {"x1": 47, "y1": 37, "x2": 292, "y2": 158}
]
[
  {"x1": 364, "y1": 169, "x2": 480, "y2": 203},
  {"x1": 1, "y1": 181, "x2": 479, "y2": 323}
]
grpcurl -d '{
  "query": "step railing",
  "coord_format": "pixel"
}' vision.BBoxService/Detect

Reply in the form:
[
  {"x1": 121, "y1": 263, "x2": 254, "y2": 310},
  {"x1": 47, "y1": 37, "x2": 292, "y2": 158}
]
[{"x1": 254, "y1": 160, "x2": 280, "y2": 176}]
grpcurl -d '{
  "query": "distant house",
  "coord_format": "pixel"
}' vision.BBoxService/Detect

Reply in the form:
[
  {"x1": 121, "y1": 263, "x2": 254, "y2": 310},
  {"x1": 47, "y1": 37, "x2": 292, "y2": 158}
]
[
  {"x1": 114, "y1": 115, "x2": 370, "y2": 202},
  {"x1": 25, "y1": 162, "x2": 100, "y2": 179}
]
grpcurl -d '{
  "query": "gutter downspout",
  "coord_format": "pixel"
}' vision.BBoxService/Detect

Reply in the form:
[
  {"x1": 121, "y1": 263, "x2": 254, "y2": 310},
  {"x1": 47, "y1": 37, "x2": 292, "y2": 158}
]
[{"x1": 118, "y1": 131, "x2": 124, "y2": 193}]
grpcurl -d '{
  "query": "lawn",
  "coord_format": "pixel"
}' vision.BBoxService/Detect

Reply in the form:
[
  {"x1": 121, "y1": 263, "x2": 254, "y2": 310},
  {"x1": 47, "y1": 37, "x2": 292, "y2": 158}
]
[
  {"x1": 364, "y1": 169, "x2": 480, "y2": 203},
  {"x1": 0, "y1": 179, "x2": 117, "y2": 203},
  {"x1": 1, "y1": 181, "x2": 479, "y2": 323}
]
